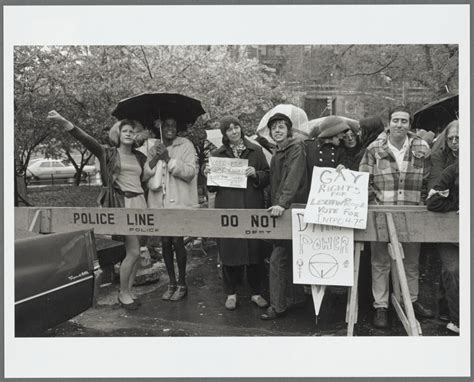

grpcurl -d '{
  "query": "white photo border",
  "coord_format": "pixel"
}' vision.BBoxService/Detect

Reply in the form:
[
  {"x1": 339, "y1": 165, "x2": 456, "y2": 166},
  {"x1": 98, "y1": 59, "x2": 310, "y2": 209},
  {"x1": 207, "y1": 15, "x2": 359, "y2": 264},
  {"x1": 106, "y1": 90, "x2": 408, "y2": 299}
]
[{"x1": 4, "y1": 4, "x2": 471, "y2": 378}]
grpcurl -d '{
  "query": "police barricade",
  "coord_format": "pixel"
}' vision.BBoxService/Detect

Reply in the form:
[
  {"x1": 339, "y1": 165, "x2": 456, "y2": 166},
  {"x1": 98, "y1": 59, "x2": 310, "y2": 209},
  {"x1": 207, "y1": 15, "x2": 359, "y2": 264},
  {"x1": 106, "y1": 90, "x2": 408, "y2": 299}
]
[{"x1": 15, "y1": 206, "x2": 459, "y2": 336}]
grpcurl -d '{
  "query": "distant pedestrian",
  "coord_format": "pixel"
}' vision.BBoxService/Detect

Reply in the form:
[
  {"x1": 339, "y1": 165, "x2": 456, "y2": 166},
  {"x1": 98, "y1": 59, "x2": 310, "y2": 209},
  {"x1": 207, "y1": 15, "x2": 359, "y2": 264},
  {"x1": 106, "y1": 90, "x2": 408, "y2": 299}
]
[
  {"x1": 147, "y1": 115, "x2": 198, "y2": 302},
  {"x1": 260, "y1": 113, "x2": 308, "y2": 320},
  {"x1": 204, "y1": 116, "x2": 270, "y2": 311},
  {"x1": 47, "y1": 110, "x2": 153, "y2": 311}
]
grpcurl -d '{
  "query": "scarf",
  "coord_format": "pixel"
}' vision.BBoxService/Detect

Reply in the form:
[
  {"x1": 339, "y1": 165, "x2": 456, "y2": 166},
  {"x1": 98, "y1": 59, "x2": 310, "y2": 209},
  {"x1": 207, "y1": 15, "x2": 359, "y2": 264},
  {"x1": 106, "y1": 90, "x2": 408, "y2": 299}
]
[{"x1": 229, "y1": 139, "x2": 246, "y2": 158}]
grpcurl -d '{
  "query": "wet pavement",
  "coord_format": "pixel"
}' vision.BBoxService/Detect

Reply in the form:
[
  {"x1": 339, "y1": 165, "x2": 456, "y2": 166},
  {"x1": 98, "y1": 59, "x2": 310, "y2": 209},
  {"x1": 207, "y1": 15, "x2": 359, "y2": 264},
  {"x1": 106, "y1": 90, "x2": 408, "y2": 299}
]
[{"x1": 48, "y1": 243, "x2": 456, "y2": 337}]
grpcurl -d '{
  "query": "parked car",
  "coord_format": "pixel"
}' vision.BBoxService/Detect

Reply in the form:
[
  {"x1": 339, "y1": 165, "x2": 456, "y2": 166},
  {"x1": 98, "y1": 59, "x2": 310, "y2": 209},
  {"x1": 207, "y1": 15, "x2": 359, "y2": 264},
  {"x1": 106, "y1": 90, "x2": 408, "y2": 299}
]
[
  {"x1": 26, "y1": 158, "x2": 97, "y2": 180},
  {"x1": 15, "y1": 229, "x2": 101, "y2": 336}
]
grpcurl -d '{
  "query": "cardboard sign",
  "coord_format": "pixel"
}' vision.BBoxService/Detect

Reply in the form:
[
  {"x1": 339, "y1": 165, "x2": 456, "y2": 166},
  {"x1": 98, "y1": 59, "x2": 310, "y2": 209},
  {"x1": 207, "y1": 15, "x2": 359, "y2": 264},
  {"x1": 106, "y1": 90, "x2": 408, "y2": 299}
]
[
  {"x1": 304, "y1": 167, "x2": 369, "y2": 229},
  {"x1": 292, "y1": 209, "x2": 354, "y2": 286},
  {"x1": 207, "y1": 157, "x2": 248, "y2": 189}
]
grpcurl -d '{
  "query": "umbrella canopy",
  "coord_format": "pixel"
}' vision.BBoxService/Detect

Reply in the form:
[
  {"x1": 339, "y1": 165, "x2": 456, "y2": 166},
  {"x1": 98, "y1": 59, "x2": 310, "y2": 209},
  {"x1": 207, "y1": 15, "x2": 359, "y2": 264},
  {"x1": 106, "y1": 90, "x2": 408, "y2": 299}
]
[
  {"x1": 301, "y1": 116, "x2": 360, "y2": 138},
  {"x1": 256, "y1": 104, "x2": 309, "y2": 144},
  {"x1": 412, "y1": 94, "x2": 458, "y2": 133},
  {"x1": 111, "y1": 92, "x2": 206, "y2": 129}
]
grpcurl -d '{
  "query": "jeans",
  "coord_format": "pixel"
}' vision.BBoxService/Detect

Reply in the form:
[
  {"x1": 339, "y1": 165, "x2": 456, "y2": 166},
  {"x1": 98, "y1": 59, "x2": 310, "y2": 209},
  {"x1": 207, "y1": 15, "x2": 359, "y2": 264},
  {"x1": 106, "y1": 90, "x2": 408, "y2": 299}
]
[
  {"x1": 269, "y1": 241, "x2": 305, "y2": 313},
  {"x1": 438, "y1": 243, "x2": 459, "y2": 325},
  {"x1": 371, "y1": 241, "x2": 420, "y2": 309}
]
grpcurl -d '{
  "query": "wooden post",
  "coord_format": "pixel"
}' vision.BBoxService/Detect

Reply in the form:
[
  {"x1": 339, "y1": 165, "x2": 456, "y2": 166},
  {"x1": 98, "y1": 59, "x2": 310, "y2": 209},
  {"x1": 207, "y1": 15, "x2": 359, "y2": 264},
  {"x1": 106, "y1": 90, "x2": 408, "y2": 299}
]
[
  {"x1": 346, "y1": 242, "x2": 363, "y2": 336},
  {"x1": 385, "y1": 212, "x2": 420, "y2": 336}
]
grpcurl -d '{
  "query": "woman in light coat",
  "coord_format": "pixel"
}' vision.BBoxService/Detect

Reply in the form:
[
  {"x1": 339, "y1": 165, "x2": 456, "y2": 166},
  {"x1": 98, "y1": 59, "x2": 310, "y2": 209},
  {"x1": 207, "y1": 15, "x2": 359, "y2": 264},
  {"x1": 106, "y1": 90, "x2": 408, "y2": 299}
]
[{"x1": 147, "y1": 116, "x2": 198, "y2": 301}]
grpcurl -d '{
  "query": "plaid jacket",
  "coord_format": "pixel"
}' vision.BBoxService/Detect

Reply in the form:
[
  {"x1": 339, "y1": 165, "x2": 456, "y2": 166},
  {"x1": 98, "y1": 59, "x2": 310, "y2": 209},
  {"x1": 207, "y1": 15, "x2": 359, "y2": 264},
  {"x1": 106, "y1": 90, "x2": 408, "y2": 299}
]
[{"x1": 359, "y1": 132, "x2": 431, "y2": 205}]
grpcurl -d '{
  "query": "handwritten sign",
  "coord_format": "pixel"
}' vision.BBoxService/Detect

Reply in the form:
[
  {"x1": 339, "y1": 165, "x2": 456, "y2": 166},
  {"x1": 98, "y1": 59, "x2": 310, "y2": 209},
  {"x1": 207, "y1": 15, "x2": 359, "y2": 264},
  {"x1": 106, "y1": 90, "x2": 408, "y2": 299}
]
[
  {"x1": 292, "y1": 209, "x2": 354, "y2": 286},
  {"x1": 207, "y1": 157, "x2": 248, "y2": 189},
  {"x1": 304, "y1": 167, "x2": 369, "y2": 229}
]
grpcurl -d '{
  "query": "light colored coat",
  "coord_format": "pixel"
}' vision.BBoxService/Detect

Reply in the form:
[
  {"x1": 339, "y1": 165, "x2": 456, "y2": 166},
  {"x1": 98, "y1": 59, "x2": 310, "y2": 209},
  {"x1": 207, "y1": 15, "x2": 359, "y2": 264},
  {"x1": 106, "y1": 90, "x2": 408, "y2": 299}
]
[{"x1": 147, "y1": 136, "x2": 198, "y2": 209}]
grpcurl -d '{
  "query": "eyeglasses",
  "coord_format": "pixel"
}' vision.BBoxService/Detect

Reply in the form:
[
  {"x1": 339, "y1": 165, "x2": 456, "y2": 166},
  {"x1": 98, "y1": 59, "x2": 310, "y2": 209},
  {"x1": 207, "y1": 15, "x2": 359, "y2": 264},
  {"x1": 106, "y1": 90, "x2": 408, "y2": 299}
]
[{"x1": 447, "y1": 136, "x2": 459, "y2": 142}]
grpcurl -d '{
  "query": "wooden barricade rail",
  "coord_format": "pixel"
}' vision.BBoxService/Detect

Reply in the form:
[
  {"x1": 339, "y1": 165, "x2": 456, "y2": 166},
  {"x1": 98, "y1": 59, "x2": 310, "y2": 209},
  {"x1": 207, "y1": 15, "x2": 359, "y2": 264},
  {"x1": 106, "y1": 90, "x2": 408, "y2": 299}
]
[{"x1": 15, "y1": 206, "x2": 459, "y2": 336}]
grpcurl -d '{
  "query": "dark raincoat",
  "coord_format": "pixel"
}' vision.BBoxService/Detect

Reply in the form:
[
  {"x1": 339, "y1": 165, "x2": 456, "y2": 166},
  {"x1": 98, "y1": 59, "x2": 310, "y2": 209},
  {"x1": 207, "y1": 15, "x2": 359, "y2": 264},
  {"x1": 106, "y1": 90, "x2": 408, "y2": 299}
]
[{"x1": 209, "y1": 138, "x2": 270, "y2": 266}]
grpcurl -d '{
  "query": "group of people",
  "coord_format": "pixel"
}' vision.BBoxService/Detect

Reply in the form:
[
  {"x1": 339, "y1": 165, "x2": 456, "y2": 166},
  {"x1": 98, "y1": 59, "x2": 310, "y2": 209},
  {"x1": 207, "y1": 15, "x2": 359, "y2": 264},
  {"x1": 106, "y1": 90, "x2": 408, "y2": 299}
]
[{"x1": 47, "y1": 103, "x2": 459, "y2": 334}]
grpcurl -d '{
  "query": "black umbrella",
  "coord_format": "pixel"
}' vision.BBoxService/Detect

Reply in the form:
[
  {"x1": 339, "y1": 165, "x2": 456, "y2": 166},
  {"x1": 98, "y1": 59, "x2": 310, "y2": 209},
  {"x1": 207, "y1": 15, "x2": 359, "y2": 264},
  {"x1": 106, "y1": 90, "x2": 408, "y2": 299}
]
[
  {"x1": 412, "y1": 94, "x2": 458, "y2": 133},
  {"x1": 111, "y1": 92, "x2": 206, "y2": 130}
]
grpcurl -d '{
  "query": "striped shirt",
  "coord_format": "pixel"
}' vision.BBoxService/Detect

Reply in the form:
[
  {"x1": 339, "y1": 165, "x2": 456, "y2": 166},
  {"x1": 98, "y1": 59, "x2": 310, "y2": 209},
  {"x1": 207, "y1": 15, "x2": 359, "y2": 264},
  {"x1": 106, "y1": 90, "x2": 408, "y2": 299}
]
[{"x1": 359, "y1": 132, "x2": 431, "y2": 205}]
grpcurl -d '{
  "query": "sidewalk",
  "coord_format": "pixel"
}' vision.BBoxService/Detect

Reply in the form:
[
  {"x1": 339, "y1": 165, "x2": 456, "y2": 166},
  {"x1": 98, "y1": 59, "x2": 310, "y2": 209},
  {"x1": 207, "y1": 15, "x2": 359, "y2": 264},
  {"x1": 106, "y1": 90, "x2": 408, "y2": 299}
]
[{"x1": 49, "y1": 244, "x2": 454, "y2": 337}]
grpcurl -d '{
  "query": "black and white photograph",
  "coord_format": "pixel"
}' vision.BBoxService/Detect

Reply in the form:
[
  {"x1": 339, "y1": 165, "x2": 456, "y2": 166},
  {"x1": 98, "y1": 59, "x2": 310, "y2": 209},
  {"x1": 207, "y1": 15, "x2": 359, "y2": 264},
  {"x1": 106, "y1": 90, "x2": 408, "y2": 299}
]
[{"x1": 4, "y1": 3, "x2": 471, "y2": 379}]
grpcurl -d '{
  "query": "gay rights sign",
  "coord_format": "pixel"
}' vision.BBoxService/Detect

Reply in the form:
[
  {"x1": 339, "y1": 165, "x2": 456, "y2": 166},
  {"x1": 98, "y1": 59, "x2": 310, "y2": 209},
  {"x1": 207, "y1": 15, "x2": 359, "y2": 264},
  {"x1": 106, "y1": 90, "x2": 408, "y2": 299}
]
[{"x1": 304, "y1": 167, "x2": 369, "y2": 229}]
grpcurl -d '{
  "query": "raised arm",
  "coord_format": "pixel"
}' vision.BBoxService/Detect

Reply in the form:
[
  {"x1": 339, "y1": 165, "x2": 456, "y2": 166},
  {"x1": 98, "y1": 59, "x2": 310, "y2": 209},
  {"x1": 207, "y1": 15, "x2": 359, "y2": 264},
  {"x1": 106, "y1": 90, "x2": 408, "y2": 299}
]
[{"x1": 47, "y1": 110, "x2": 104, "y2": 158}]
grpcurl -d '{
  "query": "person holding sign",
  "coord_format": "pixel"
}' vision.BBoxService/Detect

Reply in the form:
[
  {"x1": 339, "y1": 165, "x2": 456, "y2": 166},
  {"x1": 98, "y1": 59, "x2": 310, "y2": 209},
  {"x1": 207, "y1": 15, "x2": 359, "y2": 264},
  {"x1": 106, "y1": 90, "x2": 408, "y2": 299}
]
[
  {"x1": 260, "y1": 113, "x2": 308, "y2": 320},
  {"x1": 147, "y1": 116, "x2": 199, "y2": 302},
  {"x1": 47, "y1": 110, "x2": 153, "y2": 311},
  {"x1": 204, "y1": 116, "x2": 270, "y2": 310},
  {"x1": 359, "y1": 105, "x2": 434, "y2": 329}
]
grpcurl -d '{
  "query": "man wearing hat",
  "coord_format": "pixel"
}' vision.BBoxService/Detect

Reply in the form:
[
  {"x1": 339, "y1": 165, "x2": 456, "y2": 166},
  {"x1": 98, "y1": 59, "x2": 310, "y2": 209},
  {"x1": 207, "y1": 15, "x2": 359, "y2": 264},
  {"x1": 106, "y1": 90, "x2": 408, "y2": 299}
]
[
  {"x1": 359, "y1": 105, "x2": 434, "y2": 329},
  {"x1": 304, "y1": 116, "x2": 351, "y2": 185},
  {"x1": 261, "y1": 112, "x2": 308, "y2": 320}
]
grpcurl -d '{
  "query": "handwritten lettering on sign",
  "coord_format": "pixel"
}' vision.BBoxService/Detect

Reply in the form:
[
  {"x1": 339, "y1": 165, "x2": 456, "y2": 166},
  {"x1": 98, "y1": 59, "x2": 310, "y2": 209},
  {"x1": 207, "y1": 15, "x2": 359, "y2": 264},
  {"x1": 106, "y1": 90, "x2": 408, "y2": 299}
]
[
  {"x1": 292, "y1": 209, "x2": 354, "y2": 286},
  {"x1": 207, "y1": 157, "x2": 248, "y2": 189},
  {"x1": 304, "y1": 167, "x2": 369, "y2": 229}
]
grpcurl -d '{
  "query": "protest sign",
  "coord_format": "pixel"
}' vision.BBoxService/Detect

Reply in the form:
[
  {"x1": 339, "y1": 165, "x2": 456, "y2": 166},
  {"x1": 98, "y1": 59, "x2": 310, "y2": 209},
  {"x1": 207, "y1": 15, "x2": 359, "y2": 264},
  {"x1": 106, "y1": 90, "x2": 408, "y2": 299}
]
[
  {"x1": 304, "y1": 167, "x2": 369, "y2": 229},
  {"x1": 207, "y1": 157, "x2": 248, "y2": 189},
  {"x1": 292, "y1": 208, "x2": 354, "y2": 286}
]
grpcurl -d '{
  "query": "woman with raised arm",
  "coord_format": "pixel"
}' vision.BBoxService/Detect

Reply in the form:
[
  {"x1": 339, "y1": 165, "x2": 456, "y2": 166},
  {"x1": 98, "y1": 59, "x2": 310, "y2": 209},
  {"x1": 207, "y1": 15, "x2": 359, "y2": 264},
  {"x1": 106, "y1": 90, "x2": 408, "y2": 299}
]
[{"x1": 47, "y1": 110, "x2": 153, "y2": 310}]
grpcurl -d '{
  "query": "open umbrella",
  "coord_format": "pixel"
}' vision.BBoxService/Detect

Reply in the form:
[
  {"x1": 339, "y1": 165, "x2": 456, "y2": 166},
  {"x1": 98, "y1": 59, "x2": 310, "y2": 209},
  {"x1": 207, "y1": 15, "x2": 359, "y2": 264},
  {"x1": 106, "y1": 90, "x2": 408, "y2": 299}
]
[
  {"x1": 256, "y1": 104, "x2": 309, "y2": 144},
  {"x1": 111, "y1": 92, "x2": 206, "y2": 130},
  {"x1": 412, "y1": 94, "x2": 458, "y2": 133},
  {"x1": 301, "y1": 116, "x2": 360, "y2": 138}
]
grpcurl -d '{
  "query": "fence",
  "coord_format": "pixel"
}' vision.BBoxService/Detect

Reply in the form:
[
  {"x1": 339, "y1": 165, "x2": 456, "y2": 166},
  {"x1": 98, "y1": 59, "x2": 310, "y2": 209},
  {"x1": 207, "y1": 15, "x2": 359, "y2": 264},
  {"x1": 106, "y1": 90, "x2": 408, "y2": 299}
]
[{"x1": 15, "y1": 205, "x2": 459, "y2": 336}]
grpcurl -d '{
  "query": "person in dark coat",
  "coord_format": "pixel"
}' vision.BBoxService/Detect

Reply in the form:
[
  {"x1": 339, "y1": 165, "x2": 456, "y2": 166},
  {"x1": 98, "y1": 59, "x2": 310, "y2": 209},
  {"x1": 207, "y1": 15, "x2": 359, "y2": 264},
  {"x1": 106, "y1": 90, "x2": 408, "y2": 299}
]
[
  {"x1": 341, "y1": 124, "x2": 361, "y2": 171},
  {"x1": 428, "y1": 120, "x2": 459, "y2": 190},
  {"x1": 205, "y1": 116, "x2": 270, "y2": 310},
  {"x1": 426, "y1": 161, "x2": 459, "y2": 334},
  {"x1": 304, "y1": 116, "x2": 350, "y2": 185},
  {"x1": 351, "y1": 116, "x2": 386, "y2": 170},
  {"x1": 260, "y1": 113, "x2": 308, "y2": 320}
]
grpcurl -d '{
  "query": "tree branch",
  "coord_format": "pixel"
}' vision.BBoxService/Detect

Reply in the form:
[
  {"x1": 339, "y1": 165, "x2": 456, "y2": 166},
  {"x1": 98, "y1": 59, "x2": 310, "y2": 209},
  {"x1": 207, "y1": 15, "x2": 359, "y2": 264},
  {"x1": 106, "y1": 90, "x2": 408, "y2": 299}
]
[
  {"x1": 140, "y1": 46, "x2": 154, "y2": 80},
  {"x1": 345, "y1": 56, "x2": 397, "y2": 77}
]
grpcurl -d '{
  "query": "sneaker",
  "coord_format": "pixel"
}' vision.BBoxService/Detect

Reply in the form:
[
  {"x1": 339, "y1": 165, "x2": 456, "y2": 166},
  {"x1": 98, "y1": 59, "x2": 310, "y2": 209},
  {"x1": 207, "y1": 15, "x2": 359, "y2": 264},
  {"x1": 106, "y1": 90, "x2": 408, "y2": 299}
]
[
  {"x1": 225, "y1": 294, "x2": 237, "y2": 310},
  {"x1": 170, "y1": 285, "x2": 187, "y2": 301},
  {"x1": 162, "y1": 284, "x2": 177, "y2": 301},
  {"x1": 412, "y1": 301, "x2": 435, "y2": 319},
  {"x1": 446, "y1": 322, "x2": 460, "y2": 334},
  {"x1": 250, "y1": 295, "x2": 268, "y2": 308},
  {"x1": 373, "y1": 307, "x2": 389, "y2": 328}
]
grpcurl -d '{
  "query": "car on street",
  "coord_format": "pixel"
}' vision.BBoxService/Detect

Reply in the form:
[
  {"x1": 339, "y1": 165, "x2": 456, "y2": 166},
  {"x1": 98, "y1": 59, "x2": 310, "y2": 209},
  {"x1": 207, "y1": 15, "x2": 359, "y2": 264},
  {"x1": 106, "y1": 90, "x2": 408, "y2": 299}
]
[
  {"x1": 15, "y1": 229, "x2": 102, "y2": 336},
  {"x1": 26, "y1": 158, "x2": 98, "y2": 180}
]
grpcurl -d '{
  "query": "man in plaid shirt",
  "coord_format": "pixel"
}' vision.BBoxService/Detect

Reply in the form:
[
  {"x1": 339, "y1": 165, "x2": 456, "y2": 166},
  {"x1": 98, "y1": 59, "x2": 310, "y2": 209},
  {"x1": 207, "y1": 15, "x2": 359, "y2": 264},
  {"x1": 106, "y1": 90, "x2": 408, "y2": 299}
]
[{"x1": 359, "y1": 105, "x2": 434, "y2": 329}]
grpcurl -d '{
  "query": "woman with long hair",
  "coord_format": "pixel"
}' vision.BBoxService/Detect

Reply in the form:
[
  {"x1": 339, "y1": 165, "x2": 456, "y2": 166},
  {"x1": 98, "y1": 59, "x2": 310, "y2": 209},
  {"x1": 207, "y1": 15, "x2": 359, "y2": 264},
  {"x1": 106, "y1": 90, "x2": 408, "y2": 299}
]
[
  {"x1": 428, "y1": 119, "x2": 459, "y2": 190},
  {"x1": 47, "y1": 110, "x2": 153, "y2": 310}
]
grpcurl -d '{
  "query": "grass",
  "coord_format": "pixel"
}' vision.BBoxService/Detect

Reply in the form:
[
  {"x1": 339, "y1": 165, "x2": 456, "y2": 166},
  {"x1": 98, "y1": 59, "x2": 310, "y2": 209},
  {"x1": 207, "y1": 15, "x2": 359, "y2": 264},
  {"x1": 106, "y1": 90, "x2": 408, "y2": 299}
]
[{"x1": 27, "y1": 185, "x2": 102, "y2": 207}]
